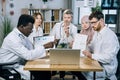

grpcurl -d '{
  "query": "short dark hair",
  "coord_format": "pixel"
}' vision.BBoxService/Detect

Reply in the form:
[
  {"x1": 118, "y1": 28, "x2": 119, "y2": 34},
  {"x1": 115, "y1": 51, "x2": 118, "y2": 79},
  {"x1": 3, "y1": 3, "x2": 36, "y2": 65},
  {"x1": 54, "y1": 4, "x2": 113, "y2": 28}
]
[
  {"x1": 89, "y1": 11, "x2": 104, "y2": 20},
  {"x1": 17, "y1": 14, "x2": 35, "y2": 27}
]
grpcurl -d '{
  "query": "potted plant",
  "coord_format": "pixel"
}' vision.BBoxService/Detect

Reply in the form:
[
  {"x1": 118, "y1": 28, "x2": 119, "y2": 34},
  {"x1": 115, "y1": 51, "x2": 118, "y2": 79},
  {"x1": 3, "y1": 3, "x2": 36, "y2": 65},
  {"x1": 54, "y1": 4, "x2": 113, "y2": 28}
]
[
  {"x1": 2, "y1": 16, "x2": 12, "y2": 38},
  {"x1": 0, "y1": 16, "x2": 12, "y2": 46},
  {"x1": 91, "y1": 1, "x2": 102, "y2": 12}
]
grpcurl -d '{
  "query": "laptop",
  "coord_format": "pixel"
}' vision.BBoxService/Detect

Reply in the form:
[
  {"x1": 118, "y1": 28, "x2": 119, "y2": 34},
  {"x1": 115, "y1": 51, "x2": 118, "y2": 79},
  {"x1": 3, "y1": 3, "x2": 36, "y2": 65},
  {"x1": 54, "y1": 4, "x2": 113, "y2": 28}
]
[{"x1": 49, "y1": 49, "x2": 80, "y2": 65}]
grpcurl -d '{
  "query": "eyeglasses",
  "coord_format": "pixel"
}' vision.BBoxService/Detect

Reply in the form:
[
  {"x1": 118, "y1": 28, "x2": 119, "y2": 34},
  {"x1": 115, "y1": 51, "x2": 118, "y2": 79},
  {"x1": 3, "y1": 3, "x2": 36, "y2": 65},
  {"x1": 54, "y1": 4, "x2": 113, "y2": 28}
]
[{"x1": 90, "y1": 20, "x2": 99, "y2": 24}]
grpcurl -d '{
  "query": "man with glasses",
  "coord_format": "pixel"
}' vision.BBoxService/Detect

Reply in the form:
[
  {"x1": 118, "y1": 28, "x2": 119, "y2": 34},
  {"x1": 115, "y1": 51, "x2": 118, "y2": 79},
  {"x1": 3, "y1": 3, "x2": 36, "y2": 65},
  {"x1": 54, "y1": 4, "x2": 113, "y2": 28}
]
[{"x1": 82, "y1": 11, "x2": 119, "y2": 80}]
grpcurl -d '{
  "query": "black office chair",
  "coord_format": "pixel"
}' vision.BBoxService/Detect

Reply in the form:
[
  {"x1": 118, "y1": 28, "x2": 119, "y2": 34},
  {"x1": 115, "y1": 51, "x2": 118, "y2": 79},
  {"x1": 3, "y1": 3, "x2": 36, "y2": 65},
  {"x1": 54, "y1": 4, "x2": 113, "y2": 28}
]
[
  {"x1": 116, "y1": 49, "x2": 120, "y2": 80},
  {"x1": 0, "y1": 62, "x2": 21, "y2": 80},
  {"x1": 116, "y1": 33, "x2": 120, "y2": 80}
]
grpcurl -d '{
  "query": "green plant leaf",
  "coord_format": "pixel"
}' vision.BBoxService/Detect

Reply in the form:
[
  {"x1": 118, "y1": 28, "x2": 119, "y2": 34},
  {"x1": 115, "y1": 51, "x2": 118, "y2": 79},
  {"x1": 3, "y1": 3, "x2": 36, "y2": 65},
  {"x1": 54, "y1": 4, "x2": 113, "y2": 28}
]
[
  {"x1": 91, "y1": 1, "x2": 102, "y2": 12},
  {"x1": 42, "y1": 0, "x2": 48, "y2": 2},
  {"x1": 1, "y1": 16, "x2": 12, "y2": 38}
]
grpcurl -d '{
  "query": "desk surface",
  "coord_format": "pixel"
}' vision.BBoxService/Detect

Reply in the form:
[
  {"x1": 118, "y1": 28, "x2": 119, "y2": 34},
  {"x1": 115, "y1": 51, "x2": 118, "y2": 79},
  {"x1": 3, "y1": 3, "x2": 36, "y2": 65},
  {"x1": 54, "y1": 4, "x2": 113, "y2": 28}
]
[{"x1": 24, "y1": 57, "x2": 103, "y2": 72}]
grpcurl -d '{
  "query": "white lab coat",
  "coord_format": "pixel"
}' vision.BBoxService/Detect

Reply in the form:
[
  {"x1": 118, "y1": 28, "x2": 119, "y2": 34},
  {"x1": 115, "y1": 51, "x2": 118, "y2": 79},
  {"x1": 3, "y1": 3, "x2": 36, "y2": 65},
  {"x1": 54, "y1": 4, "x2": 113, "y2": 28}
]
[
  {"x1": 83, "y1": 27, "x2": 120, "y2": 80},
  {"x1": 50, "y1": 21, "x2": 77, "y2": 44},
  {"x1": 0, "y1": 28, "x2": 46, "y2": 80},
  {"x1": 28, "y1": 25, "x2": 43, "y2": 43}
]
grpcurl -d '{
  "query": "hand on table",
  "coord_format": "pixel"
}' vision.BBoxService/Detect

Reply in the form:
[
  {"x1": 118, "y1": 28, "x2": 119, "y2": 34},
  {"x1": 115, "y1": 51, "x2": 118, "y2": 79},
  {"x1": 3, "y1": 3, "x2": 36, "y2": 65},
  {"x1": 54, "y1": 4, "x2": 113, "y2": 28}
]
[{"x1": 83, "y1": 50, "x2": 92, "y2": 58}]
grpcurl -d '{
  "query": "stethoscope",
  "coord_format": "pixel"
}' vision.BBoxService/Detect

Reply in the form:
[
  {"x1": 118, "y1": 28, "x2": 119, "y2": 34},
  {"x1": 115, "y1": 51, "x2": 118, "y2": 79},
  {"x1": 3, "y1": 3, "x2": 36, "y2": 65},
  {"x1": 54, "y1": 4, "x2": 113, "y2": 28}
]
[
  {"x1": 19, "y1": 34, "x2": 25, "y2": 40},
  {"x1": 19, "y1": 33, "x2": 34, "y2": 49}
]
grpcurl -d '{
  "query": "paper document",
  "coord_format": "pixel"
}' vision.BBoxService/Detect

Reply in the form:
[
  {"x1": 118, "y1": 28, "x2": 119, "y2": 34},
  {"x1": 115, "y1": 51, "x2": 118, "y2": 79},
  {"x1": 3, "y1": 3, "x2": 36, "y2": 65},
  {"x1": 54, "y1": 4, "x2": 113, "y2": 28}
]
[
  {"x1": 72, "y1": 34, "x2": 88, "y2": 57},
  {"x1": 33, "y1": 36, "x2": 54, "y2": 48}
]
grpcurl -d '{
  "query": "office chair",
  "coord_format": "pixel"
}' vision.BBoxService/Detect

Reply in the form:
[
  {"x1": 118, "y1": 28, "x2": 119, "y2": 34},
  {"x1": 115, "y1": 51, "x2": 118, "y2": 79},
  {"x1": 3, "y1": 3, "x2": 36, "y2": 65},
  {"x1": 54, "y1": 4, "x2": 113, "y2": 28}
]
[
  {"x1": 116, "y1": 49, "x2": 120, "y2": 80},
  {"x1": 0, "y1": 62, "x2": 21, "y2": 80},
  {"x1": 116, "y1": 33, "x2": 120, "y2": 80}
]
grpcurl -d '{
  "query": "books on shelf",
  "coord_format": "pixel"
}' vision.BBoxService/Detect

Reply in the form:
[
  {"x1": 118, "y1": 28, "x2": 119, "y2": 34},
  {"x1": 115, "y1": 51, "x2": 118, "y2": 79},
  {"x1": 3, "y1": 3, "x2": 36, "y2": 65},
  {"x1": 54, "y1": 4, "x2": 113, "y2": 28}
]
[
  {"x1": 44, "y1": 22, "x2": 51, "y2": 34},
  {"x1": 22, "y1": 8, "x2": 65, "y2": 34},
  {"x1": 54, "y1": 9, "x2": 59, "y2": 21},
  {"x1": 51, "y1": 22, "x2": 57, "y2": 28}
]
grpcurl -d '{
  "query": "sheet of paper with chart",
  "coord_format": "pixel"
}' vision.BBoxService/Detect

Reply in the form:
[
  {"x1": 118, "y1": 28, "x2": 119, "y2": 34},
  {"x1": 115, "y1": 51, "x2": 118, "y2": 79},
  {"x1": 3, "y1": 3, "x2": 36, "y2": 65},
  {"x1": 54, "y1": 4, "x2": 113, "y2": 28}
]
[
  {"x1": 33, "y1": 36, "x2": 54, "y2": 48},
  {"x1": 72, "y1": 34, "x2": 88, "y2": 57}
]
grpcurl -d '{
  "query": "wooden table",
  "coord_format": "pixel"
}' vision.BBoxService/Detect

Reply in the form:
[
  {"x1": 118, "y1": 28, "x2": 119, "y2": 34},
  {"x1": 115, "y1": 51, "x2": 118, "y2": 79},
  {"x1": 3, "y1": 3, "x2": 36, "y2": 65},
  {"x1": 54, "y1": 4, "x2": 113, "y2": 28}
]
[{"x1": 24, "y1": 57, "x2": 103, "y2": 80}]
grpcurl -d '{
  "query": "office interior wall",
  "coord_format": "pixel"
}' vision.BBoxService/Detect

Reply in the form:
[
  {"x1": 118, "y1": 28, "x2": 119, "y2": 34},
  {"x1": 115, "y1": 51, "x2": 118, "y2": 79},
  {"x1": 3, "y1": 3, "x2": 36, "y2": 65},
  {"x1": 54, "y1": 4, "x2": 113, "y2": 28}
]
[
  {"x1": 0, "y1": 0, "x2": 68, "y2": 28},
  {"x1": 72, "y1": 0, "x2": 95, "y2": 30},
  {"x1": 67, "y1": 0, "x2": 72, "y2": 9}
]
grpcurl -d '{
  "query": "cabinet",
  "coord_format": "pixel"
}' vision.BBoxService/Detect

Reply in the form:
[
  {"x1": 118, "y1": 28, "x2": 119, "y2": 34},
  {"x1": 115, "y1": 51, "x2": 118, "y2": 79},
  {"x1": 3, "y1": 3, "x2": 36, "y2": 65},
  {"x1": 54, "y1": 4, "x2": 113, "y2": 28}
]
[{"x1": 21, "y1": 8, "x2": 65, "y2": 34}]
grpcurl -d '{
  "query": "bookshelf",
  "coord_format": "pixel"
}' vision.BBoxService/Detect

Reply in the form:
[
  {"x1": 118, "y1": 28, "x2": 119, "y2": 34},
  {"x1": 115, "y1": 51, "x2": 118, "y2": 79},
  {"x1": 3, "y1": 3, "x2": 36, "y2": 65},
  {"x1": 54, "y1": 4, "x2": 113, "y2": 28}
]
[{"x1": 21, "y1": 8, "x2": 65, "y2": 34}]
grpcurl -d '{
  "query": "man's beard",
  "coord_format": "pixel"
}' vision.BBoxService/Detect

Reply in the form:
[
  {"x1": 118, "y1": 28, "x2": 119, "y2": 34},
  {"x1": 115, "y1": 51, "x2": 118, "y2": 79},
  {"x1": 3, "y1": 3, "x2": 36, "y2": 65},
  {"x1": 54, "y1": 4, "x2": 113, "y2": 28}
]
[
  {"x1": 64, "y1": 21, "x2": 70, "y2": 26},
  {"x1": 93, "y1": 22, "x2": 101, "y2": 32}
]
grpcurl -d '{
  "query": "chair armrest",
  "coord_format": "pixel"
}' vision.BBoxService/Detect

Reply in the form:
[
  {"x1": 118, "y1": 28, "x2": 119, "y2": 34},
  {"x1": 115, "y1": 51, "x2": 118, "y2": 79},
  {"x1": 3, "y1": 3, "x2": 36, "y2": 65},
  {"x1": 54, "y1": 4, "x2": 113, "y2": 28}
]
[{"x1": 0, "y1": 62, "x2": 17, "y2": 66}]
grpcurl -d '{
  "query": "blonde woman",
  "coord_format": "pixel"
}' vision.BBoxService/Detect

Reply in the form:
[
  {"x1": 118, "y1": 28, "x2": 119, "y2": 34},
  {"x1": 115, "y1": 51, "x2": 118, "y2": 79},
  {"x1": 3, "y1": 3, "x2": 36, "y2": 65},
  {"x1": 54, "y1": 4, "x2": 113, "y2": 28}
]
[
  {"x1": 80, "y1": 15, "x2": 94, "y2": 45},
  {"x1": 28, "y1": 12, "x2": 44, "y2": 43},
  {"x1": 71, "y1": 15, "x2": 95, "y2": 80}
]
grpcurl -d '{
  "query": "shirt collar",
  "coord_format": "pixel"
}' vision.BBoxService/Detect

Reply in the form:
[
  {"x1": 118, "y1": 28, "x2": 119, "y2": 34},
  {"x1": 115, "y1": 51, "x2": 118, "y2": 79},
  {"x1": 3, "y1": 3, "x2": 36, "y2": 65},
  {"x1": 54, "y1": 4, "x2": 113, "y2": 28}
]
[
  {"x1": 98, "y1": 26, "x2": 107, "y2": 36},
  {"x1": 33, "y1": 25, "x2": 42, "y2": 32},
  {"x1": 14, "y1": 28, "x2": 26, "y2": 39}
]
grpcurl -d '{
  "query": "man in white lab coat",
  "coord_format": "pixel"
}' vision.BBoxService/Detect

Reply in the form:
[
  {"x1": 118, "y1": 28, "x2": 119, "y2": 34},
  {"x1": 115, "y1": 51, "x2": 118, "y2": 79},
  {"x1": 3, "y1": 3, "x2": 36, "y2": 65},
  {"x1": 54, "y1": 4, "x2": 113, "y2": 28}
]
[
  {"x1": 50, "y1": 9, "x2": 77, "y2": 78},
  {"x1": 50, "y1": 9, "x2": 77, "y2": 48},
  {"x1": 82, "y1": 11, "x2": 120, "y2": 80},
  {"x1": 0, "y1": 14, "x2": 54, "y2": 80}
]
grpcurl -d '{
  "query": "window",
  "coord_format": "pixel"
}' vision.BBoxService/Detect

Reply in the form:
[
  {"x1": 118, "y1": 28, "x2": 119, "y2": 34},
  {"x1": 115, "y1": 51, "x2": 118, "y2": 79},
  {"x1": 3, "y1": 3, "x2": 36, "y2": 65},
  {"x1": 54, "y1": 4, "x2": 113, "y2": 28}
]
[
  {"x1": 101, "y1": 0, "x2": 120, "y2": 9},
  {"x1": 105, "y1": 14, "x2": 117, "y2": 24}
]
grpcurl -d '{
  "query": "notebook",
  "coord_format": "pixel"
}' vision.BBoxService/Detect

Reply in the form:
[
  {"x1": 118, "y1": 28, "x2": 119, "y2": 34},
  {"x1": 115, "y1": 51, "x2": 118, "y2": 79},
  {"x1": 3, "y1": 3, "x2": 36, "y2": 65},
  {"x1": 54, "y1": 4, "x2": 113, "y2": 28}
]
[
  {"x1": 49, "y1": 49, "x2": 80, "y2": 65},
  {"x1": 72, "y1": 34, "x2": 88, "y2": 57}
]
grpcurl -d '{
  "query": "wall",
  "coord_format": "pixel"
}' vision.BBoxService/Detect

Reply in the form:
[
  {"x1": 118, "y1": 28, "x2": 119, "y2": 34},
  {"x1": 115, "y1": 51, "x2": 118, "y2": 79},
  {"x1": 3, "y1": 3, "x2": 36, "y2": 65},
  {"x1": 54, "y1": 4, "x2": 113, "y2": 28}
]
[
  {"x1": 72, "y1": 0, "x2": 100, "y2": 25},
  {"x1": 0, "y1": 0, "x2": 68, "y2": 28},
  {"x1": 72, "y1": 0, "x2": 96, "y2": 30}
]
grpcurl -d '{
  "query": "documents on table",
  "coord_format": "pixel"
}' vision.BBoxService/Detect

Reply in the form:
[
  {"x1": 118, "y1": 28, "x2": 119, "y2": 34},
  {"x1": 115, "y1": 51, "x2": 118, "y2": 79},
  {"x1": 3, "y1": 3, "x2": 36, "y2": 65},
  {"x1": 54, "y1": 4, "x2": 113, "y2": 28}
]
[
  {"x1": 33, "y1": 36, "x2": 54, "y2": 48},
  {"x1": 72, "y1": 34, "x2": 88, "y2": 57}
]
